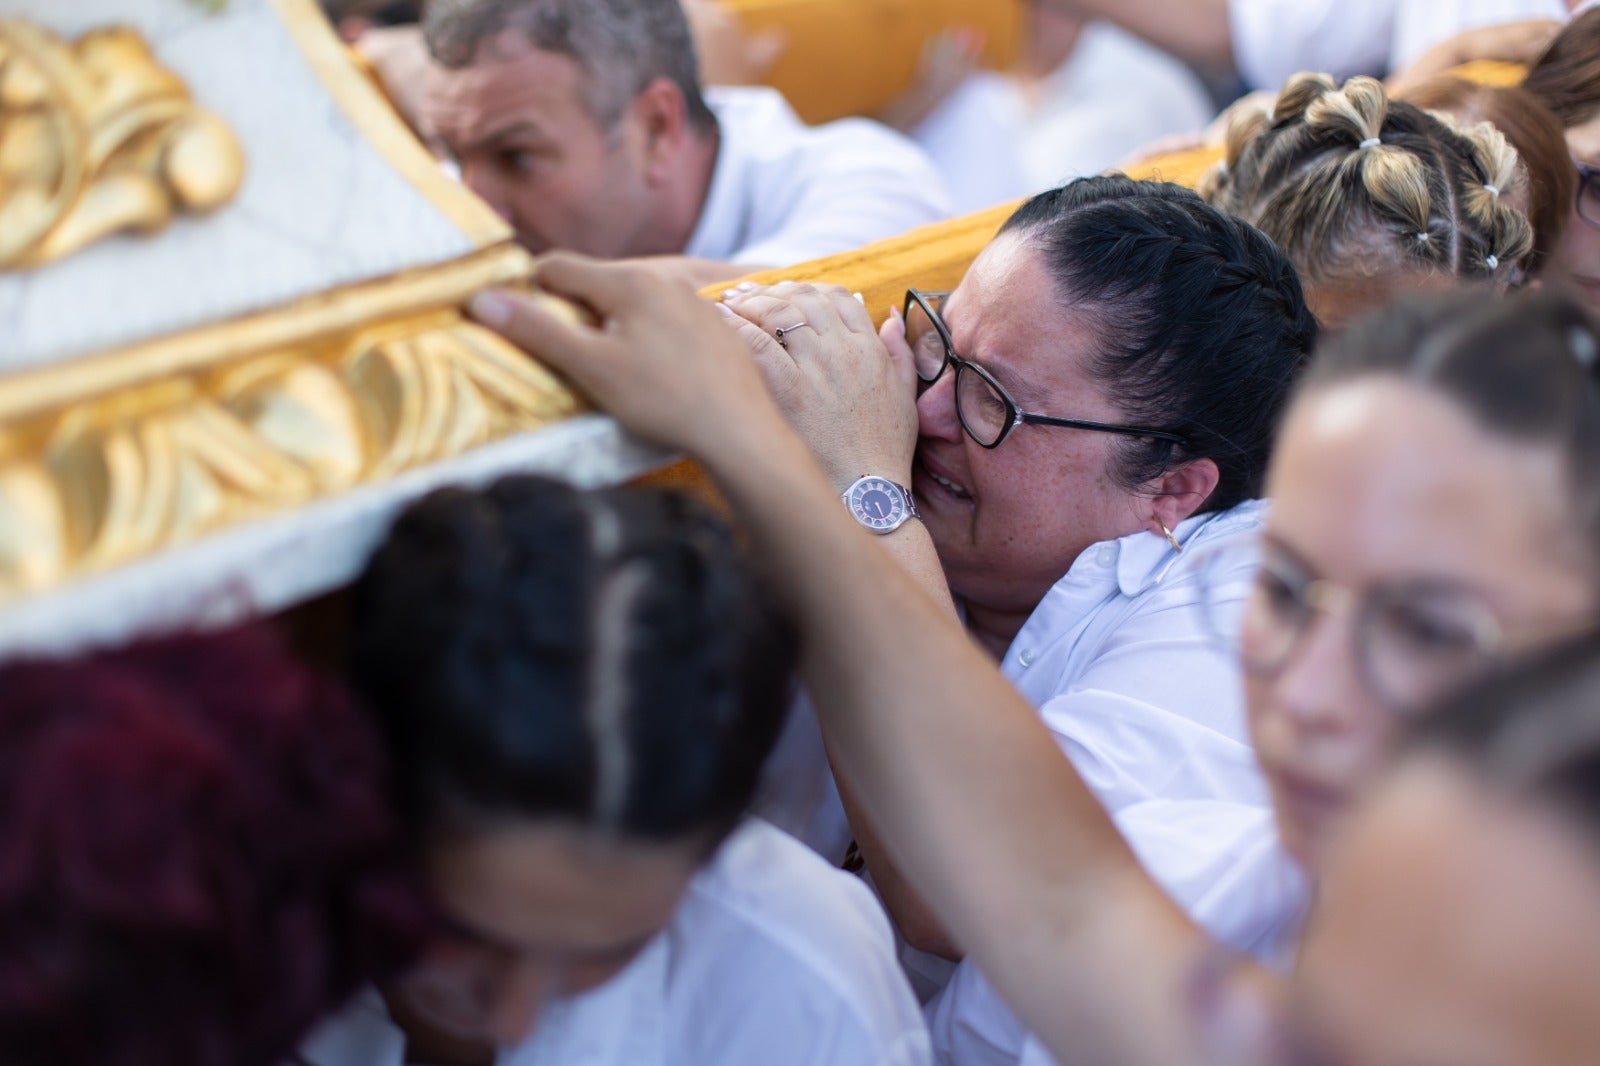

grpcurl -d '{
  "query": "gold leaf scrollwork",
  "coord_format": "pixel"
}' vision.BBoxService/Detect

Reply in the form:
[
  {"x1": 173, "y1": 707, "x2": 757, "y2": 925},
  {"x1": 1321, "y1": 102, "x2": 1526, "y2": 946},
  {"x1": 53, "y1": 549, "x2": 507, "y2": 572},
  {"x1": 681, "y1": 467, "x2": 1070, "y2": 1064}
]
[
  {"x1": 0, "y1": 308, "x2": 583, "y2": 600},
  {"x1": 0, "y1": 18, "x2": 245, "y2": 270}
]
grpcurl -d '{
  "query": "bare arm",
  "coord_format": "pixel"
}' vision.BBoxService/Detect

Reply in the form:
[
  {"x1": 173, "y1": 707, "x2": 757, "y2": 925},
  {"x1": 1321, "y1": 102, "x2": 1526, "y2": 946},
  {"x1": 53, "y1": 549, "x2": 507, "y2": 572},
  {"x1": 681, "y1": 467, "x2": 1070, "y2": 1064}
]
[
  {"x1": 711, "y1": 283, "x2": 967, "y2": 957},
  {"x1": 1036, "y1": 0, "x2": 1235, "y2": 71},
  {"x1": 474, "y1": 257, "x2": 1230, "y2": 1064}
]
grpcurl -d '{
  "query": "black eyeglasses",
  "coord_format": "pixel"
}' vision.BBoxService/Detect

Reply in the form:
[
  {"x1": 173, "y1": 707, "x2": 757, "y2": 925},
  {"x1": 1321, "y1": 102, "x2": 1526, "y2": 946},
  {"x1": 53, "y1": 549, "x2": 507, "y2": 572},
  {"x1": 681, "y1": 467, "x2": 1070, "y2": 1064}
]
[
  {"x1": 1577, "y1": 158, "x2": 1600, "y2": 231},
  {"x1": 903, "y1": 289, "x2": 1192, "y2": 451}
]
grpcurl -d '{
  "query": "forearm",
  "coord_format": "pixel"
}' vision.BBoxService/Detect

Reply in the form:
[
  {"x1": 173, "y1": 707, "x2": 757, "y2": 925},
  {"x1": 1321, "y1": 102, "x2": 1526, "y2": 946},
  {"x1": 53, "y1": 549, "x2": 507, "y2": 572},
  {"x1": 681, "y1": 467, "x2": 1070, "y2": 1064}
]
[
  {"x1": 816, "y1": 516, "x2": 962, "y2": 957},
  {"x1": 1036, "y1": 0, "x2": 1234, "y2": 69}
]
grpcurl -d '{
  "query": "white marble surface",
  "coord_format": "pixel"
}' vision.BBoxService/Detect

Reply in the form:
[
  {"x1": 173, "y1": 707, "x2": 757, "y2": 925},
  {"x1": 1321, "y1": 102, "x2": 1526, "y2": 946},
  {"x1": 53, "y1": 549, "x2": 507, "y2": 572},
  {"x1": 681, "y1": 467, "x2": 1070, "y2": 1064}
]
[
  {"x1": 0, "y1": 416, "x2": 673, "y2": 659},
  {"x1": 0, "y1": 0, "x2": 479, "y2": 369}
]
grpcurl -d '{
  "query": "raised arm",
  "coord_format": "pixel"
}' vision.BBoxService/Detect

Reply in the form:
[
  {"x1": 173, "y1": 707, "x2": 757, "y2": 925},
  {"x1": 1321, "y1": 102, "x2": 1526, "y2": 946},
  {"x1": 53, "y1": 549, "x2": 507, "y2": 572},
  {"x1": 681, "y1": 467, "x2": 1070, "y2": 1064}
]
[{"x1": 470, "y1": 257, "x2": 1233, "y2": 1065}]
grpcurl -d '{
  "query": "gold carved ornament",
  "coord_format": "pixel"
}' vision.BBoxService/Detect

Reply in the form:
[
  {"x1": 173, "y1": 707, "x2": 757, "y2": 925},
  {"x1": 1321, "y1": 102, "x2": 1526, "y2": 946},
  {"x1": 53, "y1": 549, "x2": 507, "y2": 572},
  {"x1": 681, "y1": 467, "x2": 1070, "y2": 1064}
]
[
  {"x1": 0, "y1": 18, "x2": 245, "y2": 270},
  {"x1": 0, "y1": 299, "x2": 587, "y2": 600},
  {"x1": 0, "y1": 16, "x2": 589, "y2": 601}
]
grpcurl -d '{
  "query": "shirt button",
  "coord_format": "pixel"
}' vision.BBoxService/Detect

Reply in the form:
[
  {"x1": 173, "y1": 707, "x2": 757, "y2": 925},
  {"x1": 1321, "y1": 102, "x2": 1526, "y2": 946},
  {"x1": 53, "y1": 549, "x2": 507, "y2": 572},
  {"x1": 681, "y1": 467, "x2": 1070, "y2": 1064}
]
[
  {"x1": 1095, "y1": 546, "x2": 1115, "y2": 567},
  {"x1": 1018, "y1": 648, "x2": 1036, "y2": 668}
]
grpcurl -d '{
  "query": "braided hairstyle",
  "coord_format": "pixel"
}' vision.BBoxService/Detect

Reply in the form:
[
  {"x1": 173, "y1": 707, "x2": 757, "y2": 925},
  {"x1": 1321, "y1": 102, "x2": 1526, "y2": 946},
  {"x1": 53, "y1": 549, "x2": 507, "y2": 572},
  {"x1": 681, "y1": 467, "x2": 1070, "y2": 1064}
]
[
  {"x1": 998, "y1": 176, "x2": 1318, "y2": 513},
  {"x1": 350, "y1": 475, "x2": 796, "y2": 846},
  {"x1": 1202, "y1": 74, "x2": 1535, "y2": 299}
]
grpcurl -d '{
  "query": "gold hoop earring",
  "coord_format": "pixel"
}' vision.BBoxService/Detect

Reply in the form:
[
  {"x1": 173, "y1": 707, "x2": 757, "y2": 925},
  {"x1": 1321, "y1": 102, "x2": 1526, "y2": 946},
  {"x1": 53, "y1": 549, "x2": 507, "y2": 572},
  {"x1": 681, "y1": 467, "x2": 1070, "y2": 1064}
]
[{"x1": 1159, "y1": 521, "x2": 1182, "y2": 553}]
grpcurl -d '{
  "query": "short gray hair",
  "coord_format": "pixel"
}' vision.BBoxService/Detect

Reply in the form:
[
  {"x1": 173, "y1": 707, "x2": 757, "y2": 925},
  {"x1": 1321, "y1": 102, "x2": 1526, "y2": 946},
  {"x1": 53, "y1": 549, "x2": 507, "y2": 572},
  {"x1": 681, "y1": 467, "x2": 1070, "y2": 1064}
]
[{"x1": 422, "y1": 0, "x2": 714, "y2": 130}]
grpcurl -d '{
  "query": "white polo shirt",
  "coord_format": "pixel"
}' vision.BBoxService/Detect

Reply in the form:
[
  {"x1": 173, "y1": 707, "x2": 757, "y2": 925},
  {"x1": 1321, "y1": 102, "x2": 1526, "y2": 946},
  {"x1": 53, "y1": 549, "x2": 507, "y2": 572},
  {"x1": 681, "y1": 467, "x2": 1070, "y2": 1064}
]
[
  {"x1": 1229, "y1": 0, "x2": 1593, "y2": 90},
  {"x1": 757, "y1": 499, "x2": 1306, "y2": 1029},
  {"x1": 685, "y1": 87, "x2": 955, "y2": 268},
  {"x1": 295, "y1": 819, "x2": 932, "y2": 1066}
]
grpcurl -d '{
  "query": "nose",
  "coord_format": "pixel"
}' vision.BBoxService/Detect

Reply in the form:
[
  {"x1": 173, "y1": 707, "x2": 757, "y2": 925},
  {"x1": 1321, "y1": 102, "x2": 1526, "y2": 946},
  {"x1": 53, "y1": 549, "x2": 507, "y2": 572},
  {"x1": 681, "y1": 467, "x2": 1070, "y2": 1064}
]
[
  {"x1": 483, "y1": 958, "x2": 560, "y2": 1046},
  {"x1": 916, "y1": 369, "x2": 964, "y2": 442},
  {"x1": 1266, "y1": 609, "x2": 1369, "y2": 735}
]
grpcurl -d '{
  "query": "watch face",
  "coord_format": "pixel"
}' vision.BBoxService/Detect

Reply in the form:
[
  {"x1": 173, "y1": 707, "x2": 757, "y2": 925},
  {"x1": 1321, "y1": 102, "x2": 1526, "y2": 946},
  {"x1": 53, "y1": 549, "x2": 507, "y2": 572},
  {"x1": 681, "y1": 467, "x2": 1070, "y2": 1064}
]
[{"x1": 848, "y1": 477, "x2": 908, "y2": 531}]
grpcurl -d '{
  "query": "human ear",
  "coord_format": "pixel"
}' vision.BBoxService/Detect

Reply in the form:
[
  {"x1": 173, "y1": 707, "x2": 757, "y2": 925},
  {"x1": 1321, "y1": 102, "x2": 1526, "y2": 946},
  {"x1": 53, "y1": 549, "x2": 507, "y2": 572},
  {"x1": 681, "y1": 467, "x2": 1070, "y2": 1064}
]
[
  {"x1": 631, "y1": 78, "x2": 690, "y2": 186},
  {"x1": 1145, "y1": 456, "x2": 1221, "y2": 541}
]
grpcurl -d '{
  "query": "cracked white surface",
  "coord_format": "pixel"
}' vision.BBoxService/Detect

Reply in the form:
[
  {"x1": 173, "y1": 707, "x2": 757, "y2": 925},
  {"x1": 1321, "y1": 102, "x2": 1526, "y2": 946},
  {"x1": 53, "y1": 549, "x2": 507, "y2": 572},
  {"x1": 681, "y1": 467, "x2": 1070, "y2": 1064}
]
[{"x1": 0, "y1": 0, "x2": 478, "y2": 368}]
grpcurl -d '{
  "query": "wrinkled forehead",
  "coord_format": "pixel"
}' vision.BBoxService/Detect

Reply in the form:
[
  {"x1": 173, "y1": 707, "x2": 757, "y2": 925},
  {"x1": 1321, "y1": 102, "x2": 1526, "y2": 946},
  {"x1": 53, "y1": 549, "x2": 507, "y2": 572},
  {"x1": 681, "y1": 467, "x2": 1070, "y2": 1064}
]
[{"x1": 423, "y1": 34, "x2": 598, "y2": 139}]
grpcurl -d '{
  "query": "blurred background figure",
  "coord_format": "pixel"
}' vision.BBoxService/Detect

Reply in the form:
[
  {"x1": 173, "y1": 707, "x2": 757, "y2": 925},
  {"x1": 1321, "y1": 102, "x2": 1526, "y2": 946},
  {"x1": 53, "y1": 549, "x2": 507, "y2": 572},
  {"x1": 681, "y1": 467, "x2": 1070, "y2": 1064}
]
[
  {"x1": 0, "y1": 625, "x2": 426, "y2": 1066},
  {"x1": 891, "y1": 8, "x2": 1216, "y2": 213},
  {"x1": 1029, "y1": 0, "x2": 1596, "y2": 93}
]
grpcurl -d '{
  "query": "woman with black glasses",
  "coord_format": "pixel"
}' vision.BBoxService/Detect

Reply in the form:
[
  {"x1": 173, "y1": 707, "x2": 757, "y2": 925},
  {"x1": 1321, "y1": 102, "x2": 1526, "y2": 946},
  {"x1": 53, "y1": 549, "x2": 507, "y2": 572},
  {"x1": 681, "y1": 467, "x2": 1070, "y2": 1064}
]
[
  {"x1": 711, "y1": 176, "x2": 1318, "y2": 1058},
  {"x1": 1527, "y1": 7, "x2": 1600, "y2": 306},
  {"x1": 468, "y1": 254, "x2": 1600, "y2": 1065}
]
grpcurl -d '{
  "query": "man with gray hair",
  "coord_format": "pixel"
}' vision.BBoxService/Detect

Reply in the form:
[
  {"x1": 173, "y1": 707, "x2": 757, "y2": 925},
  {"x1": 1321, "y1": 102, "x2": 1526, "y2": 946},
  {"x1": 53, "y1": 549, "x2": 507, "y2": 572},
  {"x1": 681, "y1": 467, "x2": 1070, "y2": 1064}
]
[{"x1": 417, "y1": 0, "x2": 953, "y2": 285}]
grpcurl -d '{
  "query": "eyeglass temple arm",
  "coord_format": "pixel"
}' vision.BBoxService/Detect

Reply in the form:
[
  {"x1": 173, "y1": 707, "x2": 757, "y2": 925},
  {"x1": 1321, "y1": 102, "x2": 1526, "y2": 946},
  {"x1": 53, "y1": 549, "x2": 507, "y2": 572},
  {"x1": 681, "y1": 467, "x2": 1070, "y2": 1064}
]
[{"x1": 1018, "y1": 412, "x2": 1191, "y2": 448}]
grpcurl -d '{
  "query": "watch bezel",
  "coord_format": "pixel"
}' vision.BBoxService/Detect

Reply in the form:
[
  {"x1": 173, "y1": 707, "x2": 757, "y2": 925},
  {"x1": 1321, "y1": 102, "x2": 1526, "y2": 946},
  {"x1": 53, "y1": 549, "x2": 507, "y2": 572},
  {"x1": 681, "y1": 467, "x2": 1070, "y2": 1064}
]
[{"x1": 843, "y1": 475, "x2": 917, "y2": 534}]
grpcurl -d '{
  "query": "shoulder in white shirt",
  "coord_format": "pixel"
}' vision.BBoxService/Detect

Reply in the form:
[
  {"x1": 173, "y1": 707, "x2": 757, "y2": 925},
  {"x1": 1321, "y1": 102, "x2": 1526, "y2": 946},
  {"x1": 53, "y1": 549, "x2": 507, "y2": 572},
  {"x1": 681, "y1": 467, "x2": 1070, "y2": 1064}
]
[
  {"x1": 686, "y1": 86, "x2": 954, "y2": 268},
  {"x1": 295, "y1": 819, "x2": 932, "y2": 1066},
  {"x1": 924, "y1": 501, "x2": 1309, "y2": 1066}
]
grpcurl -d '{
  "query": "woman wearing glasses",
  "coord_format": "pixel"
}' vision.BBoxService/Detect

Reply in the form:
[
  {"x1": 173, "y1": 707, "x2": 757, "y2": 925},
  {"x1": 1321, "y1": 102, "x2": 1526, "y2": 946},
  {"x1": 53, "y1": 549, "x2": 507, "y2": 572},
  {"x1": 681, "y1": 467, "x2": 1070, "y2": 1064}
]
[
  {"x1": 470, "y1": 255, "x2": 1600, "y2": 1063},
  {"x1": 1527, "y1": 7, "x2": 1600, "y2": 306},
  {"x1": 714, "y1": 176, "x2": 1316, "y2": 1050}
]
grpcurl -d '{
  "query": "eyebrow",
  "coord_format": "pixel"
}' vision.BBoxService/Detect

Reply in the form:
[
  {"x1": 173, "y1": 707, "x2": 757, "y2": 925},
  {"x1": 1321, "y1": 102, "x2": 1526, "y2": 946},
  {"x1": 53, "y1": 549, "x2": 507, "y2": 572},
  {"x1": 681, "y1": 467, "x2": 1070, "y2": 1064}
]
[{"x1": 458, "y1": 121, "x2": 550, "y2": 156}]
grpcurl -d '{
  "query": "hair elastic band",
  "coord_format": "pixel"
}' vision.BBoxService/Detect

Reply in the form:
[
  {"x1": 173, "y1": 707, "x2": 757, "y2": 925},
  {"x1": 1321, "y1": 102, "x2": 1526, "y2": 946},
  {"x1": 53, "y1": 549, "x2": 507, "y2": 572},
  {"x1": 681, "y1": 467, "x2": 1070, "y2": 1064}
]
[
  {"x1": 1416, "y1": 231, "x2": 1431, "y2": 243},
  {"x1": 1572, "y1": 327, "x2": 1599, "y2": 370},
  {"x1": 1359, "y1": 137, "x2": 1382, "y2": 149},
  {"x1": 1483, "y1": 184, "x2": 1501, "y2": 199},
  {"x1": 1485, "y1": 254, "x2": 1499, "y2": 270}
]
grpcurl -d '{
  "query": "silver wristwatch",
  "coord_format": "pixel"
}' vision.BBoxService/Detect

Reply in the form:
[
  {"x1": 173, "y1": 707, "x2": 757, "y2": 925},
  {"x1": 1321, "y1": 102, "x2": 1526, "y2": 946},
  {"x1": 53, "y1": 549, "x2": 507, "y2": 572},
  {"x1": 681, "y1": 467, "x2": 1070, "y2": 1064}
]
[{"x1": 841, "y1": 475, "x2": 919, "y2": 534}]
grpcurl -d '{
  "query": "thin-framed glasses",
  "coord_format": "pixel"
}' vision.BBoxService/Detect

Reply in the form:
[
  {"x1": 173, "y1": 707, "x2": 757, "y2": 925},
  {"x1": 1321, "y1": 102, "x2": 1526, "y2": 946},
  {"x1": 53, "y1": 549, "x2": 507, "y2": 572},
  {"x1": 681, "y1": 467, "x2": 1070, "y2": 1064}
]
[
  {"x1": 903, "y1": 289, "x2": 1192, "y2": 451},
  {"x1": 1195, "y1": 534, "x2": 1514, "y2": 714},
  {"x1": 1577, "y1": 158, "x2": 1600, "y2": 231}
]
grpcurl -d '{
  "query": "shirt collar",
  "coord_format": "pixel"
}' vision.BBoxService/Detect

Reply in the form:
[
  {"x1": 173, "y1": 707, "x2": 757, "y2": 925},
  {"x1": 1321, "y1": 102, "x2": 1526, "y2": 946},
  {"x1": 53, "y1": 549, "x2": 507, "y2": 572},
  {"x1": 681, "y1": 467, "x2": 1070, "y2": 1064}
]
[
  {"x1": 683, "y1": 97, "x2": 738, "y2": 260},
  {"x1": 1111, "y1": 498, "x2": 1269, "y2": 598}
]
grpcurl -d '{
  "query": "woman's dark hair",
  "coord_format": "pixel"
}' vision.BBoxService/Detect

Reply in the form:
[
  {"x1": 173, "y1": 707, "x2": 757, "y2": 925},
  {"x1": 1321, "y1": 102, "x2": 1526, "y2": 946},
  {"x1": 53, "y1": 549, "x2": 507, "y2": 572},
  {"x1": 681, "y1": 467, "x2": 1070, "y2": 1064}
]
[
  {"x1": 1525, "y1": 9, "x2": 1600, "y2": 129},
  {"x1": 1399, "y1": 76, "x2": 1576, "y2": 272},
  {"x1": 1406, "y1": 629, "x2": 1600, "y2": 844},
  {"x1": 349, "y1": 475, "x2": 797, "y2": 845},
  {"x1": 997, "y1": 175, "x2": 1318, "y2": 514},
  {"x1": 1301, "y1": 286, "x2": 1600, "y2": 560},
  {"x1": 0, "y1": 624, "x2": 425, "y2": 1066}
]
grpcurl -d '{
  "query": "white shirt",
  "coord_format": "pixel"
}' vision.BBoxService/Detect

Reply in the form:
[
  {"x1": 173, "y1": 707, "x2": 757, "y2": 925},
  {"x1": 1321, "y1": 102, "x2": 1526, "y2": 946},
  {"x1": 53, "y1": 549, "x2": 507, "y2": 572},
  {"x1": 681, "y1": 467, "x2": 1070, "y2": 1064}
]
[
  {"x1": 758, "y1": 501, "x2": 1306, "y2": 1016},
  {"x1": 912, "y1": 23, "x2": 1217, "y2": 214},
  {"x1": 921, "y1": 501, "x2": 1308, "y2": 1065},
  {"x1": 686, "y1": 87, "x2": 954, "y2": 267},
  {"x1": 1229, "y1": 0, "x2": 1593, "y2": 90},
  {"x1": 296, "y1": 819, "x2": 933, "y2": 1066}
]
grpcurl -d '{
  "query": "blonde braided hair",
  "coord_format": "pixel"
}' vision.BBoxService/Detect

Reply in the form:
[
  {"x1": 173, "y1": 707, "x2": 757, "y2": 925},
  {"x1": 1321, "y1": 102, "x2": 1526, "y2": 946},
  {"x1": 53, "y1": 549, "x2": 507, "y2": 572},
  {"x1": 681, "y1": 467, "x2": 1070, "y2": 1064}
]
[{"x1": 1201, "y1": 74, "x2": 1533, "y2": 290}]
